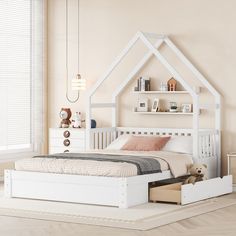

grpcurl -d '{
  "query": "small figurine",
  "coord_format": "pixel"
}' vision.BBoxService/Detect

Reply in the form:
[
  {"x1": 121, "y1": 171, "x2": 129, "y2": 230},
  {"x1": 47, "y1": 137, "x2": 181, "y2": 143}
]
[
  {"x1": 72, "y1": 112, "x2": 82, "y2": 128},
  {"x1": 59, "y1": 108, "x2": 72, "y2": 128},
  {"x1": 167, "y1": 77, "x2": 177, "y2": 91}
]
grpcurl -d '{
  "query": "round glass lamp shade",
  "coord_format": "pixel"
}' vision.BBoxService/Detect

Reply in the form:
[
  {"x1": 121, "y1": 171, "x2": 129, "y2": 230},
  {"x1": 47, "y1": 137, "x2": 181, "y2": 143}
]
[{"x1": 72, "y1": 74, "x2": 86, "y2": 91}]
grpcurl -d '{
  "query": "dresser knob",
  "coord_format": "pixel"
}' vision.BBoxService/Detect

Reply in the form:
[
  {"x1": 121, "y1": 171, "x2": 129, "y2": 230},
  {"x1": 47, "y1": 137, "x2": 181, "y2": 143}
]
[
  {"x1": 64, "y1": 150, "x2": 69, "y2": 153},
  {"x1": 63, "y1": 130, "x2": 70, "y2": 138},
  {"x1": 63, "y1": 139, "x2": 70, "y2": 147}
]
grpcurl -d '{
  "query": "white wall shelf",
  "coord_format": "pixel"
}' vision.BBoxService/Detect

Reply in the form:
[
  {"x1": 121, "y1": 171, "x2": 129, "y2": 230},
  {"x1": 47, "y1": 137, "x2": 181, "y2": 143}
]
[
  {"x1": 134, "y1": 111, "x2": 193, "y2": 115},
  {"x1": 133, "y1": 91, "x2": 189, "y2": 94}
]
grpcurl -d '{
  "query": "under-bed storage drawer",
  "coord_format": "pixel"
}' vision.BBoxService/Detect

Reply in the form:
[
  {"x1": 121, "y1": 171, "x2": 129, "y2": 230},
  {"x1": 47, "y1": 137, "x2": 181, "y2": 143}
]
[{"x1": 149, "y1": 175, "x2": 232, "y2": 205}]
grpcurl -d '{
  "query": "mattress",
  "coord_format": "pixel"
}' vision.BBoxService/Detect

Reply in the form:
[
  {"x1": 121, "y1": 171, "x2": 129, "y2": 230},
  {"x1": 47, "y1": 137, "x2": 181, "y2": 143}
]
[{"x1": 15, "y1": 150, "x2": 193, "y2": 178}]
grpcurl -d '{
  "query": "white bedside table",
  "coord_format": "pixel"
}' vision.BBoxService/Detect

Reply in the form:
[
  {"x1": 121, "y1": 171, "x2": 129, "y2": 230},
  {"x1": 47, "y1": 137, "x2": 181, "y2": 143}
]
[
  {"x1": 49, "y1": 128, "x2": 86, "y2": 154},
  {"x1": 227, "y1": 152, "x2": 236, "y2": 191}
]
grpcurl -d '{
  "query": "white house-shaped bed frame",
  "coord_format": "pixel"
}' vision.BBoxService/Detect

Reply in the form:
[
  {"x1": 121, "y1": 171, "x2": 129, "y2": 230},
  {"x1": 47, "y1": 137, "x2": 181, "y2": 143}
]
[
  {"x1": 86, "y1": 31, "x2": 221, "y2": 176},
  {"x1": 4, "y1": 32, "x2": 224, "y2": 209}
]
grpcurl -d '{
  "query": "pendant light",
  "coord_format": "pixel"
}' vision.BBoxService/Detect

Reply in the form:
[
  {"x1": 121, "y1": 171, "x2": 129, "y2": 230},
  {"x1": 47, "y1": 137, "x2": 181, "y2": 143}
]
[{"x1": 65, "y1": 0, "x2": 85, "y2": 103}]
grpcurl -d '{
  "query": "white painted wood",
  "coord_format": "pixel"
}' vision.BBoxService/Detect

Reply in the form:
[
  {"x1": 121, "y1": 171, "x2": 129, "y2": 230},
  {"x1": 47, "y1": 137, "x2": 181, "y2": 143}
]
[
  {"x1": 164, "y1": 37, "x2": 220, "y2": 99},
  {"x1": 49, "y1": 147, "x2": 86, "y2": 154},
  {"x1": 49, "y1": 128, "x2": 85, "y2": 139},
  {"x1": 7, "y1": 32, "x2": 222, "y2": 209},
  {"x1": 49, "y1": 128, "x2": 86, "y2": 154},
  {"x1": 90, "y1": 127, "x2": 217, "y2": 177},
  {"x1": 5, "y1": 169, "x2": 172, "y2": 208},
  {"x1": 192, "y1": 96, "x2": 200, "y2": 159},
  {"x1": 112, "y1": 39, "x2": 163, "y2": 100},
  {"x1": 181, "y1": 176, "x2": 232, "y2": 205},
  {"x1": 133, "y1": 91, "x2": 189, "y2": 94},
  {"x1": 91, "y1": 103, "x2": 116, "y2": 108},
  {"x1": 133, "y1": 112, "x2": 193, "y2": 115},
  {"x1": 88, "y1": 31, "x2": 141, "y2": 98},
  {"x1": 4, "y1": 170, "x2": 12, "y2": 197},
  {"x1": 139, "y1": 32, "x2": 197, "y2": 97},
  {"x1": 86, "y1": 31, "x2": 221, "y2": 174}
]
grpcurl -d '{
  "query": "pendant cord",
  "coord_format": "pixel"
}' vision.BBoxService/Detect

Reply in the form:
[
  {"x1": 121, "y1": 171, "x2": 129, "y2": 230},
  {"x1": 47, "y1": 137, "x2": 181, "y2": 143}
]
[
  {"x1": 78, "y1": 0, "x2": 80, "y2": 73},
  {"x1": 65, "y1": 0, "x2": 80, "y2": 103}
]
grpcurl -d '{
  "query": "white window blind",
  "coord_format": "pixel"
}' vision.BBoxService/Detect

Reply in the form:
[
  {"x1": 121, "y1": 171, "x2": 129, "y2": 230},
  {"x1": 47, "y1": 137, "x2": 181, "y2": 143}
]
[{"x1": 0, "y1": 0, "x2": 44, "y2": 154}]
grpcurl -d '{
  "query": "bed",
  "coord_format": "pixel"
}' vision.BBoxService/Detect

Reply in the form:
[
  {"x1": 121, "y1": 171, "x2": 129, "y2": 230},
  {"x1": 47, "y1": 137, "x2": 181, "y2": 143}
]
[
  {"x1": 4, "y1": 127, "x2": 218, "y2": 208},
  {"x1": 4, "y1": 32, "x2": 222, "y2": 208}
]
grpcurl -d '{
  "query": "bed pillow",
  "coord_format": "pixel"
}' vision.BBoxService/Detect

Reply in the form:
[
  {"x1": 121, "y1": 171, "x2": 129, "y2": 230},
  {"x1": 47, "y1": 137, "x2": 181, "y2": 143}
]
[
  {"x1": 162, "y1": 136, "x2": 193, "y2": 154},
  {"x1": 106, "y1": 134, "x2": 131, "y2": 150},
  {"x1": 121, "y1": 136, "x2": 170, "y2": 151}
]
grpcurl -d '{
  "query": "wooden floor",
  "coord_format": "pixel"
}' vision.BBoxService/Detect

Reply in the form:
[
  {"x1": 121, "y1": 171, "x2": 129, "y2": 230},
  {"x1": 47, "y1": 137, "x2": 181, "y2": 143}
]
[{"x1": 0, "y1": 194, "x2": 235, "y2": 236}]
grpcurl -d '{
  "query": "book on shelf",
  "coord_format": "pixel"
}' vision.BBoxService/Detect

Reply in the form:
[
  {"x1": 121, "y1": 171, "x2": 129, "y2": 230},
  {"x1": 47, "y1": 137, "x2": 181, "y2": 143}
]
[{"x1": 136, "y1": 77, "x2": 151, "y2": 91}]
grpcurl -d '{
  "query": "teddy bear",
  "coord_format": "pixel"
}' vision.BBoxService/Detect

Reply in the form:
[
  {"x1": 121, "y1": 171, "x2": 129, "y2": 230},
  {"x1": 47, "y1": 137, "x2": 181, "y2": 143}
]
[
  {"x1": 184, "y1": 163, "x2": 208, "y2": 184},
  {"x1": 59, "y1": 108, "x2": 72, "y2": 128},
  {"x1": 71, "y1": 112, "x2": 82, "y2": 128}
]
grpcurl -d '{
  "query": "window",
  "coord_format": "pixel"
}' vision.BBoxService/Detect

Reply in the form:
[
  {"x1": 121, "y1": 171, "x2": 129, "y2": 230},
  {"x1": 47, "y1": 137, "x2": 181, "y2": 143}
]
[{"x1": 0, "y1": 0, "x2": 44, "y2": 155}]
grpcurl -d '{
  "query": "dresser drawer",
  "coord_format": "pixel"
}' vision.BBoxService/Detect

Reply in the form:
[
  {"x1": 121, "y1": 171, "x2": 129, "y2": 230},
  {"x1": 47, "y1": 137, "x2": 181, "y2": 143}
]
[
  {"x1": 50, "y1": 128, "x2": 85, "y2": 139},
  {"x1": 49, "y1": 147, "x2": 86, "y2": 154},
  {"x1": 50, "y1": 138, "x2": 85, "y2": 148}
]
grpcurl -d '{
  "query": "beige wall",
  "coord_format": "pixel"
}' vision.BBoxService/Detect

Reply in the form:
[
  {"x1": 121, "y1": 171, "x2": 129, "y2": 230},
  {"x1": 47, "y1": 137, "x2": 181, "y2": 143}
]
[{"x1": 48, "y1": 0, "x2": 236, "y2": 174}]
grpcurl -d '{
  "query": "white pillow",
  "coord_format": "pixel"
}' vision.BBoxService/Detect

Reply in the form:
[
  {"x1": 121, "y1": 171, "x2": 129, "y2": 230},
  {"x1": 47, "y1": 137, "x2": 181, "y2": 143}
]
[
  {"x1": 106, "y1": 134, "x2": 131, "y2": 150},
  {"x1": 162, "y1": 136, "x2": 193, "y2": 154}
]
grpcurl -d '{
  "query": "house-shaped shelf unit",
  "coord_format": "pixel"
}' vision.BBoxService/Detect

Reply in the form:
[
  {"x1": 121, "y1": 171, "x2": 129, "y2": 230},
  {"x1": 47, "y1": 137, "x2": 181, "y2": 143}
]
[{"x1": 86, "y1": 31, "x2": 221, "y2": 176}]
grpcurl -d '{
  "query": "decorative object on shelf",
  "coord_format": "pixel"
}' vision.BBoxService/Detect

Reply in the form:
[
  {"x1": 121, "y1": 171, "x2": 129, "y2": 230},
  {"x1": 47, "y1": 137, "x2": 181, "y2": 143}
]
[
  {"x1": 91, "y1": 119, "x2": 97, "y2": 128},
  {"x1": 167, "y1": 77, "x2": 177, "y2": 91},
  {"x1": 65, "y1": 0, "x2": 86, "y2": 103},
  {"x1": 159, "y1": 82, "x2": 168, "y2": 91},
  {"x1": 71, "y1": 112, "x2": 82, "y2": 128},
  {"x1": 59, "y1": 108, "x2": 72, "y2": 128},
  {"x1": 169, "y1": 102, "x2": 178, "y2": 112},
  {"x1": 151, "y1": 98, "x2": 160, "y2": 112},
  {"x1": 181, "y1": 103, "x2": 192, "y2": 113},
  {"x1": 137, "y1": 98, "x2": 149, "y2": 112},
  {"x1": 136, "y1": 76, "x2": 151, "y2": 91}
]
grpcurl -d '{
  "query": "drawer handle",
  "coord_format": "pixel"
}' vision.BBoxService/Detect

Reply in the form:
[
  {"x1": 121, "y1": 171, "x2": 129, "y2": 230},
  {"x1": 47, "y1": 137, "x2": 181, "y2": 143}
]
[
  {"x1": 64, "y1": 150, "x2": 69, "y2": 153},
  {"x1": 63, "y1": 130, "x2": 70, "y2": 138},
  {"x1": 63, "y1": 139, "x2": 70, "y2": 147}
]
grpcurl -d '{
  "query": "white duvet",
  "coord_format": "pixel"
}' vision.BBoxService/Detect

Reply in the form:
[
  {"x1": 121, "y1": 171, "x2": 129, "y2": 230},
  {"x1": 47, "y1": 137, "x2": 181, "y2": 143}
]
[{"x1": 15, "y1": 150, "x2": 193, "y2": 178}]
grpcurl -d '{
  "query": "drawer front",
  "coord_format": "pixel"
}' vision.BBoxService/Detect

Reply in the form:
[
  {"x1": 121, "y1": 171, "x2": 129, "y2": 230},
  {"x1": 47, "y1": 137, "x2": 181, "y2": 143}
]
[
  {"x1": 181, "y1": 175, "x2": 232, "y2": 205},
  {"x1": 50, "y1": 138, "x2": 85, "y2": 148},
  {"x1": 49, "y1": 146, "x2": 85, "y2": 154},
  {"x1": 50, "y1": 129, "x2": 85, "y2": 139}
]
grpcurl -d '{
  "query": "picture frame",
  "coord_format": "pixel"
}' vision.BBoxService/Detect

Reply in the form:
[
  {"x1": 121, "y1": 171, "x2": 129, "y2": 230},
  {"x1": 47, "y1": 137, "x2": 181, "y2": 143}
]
[
  {"x1": 151, "y1": 98, "x2": 159, "y2": 112},
  {"x1": 181, "y1": 103, "x2": 192, "y2": 113},
  {"x1": 137, "y1": 98, "x2": 148, "y2": 112}
]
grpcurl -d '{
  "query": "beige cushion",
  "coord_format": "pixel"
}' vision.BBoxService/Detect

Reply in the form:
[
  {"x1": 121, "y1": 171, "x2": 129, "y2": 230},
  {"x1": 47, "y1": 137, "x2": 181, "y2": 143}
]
[{"x1": 121, "y1": 136, "x2": 170, "y2": 151}]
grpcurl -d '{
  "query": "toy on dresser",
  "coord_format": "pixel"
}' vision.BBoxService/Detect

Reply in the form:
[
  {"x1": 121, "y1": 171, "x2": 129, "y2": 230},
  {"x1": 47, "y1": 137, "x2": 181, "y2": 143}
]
[
  {"x1": 184, "y1": 163, "x2": 208, "y2": 184},
  {"x1": 59, "y1": 108, "x2": 72, "y2": 128},
  {"x1": 72, "y1": 112, "x2": 82, "y2": 128}
]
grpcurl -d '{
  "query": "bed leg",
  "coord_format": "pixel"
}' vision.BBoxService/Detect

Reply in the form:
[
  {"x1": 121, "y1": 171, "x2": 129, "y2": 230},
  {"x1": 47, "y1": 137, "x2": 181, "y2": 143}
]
[
  {"x1": 118, "y1": 179, "x2": 149, "y2": 208},
  {"x1": 4, "y1": 170, "x2": 12, "y2": 198}
]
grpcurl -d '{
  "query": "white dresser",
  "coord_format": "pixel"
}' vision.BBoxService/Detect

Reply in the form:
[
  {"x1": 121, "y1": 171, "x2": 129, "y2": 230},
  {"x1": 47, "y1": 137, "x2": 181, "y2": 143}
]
[{"x1": 49, "y1": 128, "x2": 86, "y2": 154}]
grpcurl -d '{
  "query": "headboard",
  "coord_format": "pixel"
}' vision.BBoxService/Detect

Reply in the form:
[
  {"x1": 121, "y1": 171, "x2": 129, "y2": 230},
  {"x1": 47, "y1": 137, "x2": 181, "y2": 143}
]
[{"x1": 89, "y1": 127, "x2": 217, "y2": 156}]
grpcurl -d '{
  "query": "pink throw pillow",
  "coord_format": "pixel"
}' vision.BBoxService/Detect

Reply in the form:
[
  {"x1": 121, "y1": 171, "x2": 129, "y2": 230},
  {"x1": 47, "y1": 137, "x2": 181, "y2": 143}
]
[{"x1": 121, "y1": 136, "x2": 170, "y2": 151}]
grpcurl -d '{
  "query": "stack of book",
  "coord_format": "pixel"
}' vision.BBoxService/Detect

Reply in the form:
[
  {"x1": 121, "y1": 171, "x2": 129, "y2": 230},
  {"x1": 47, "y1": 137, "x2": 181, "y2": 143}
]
[{"x1": 135, "y1": 77, "x2": 151, "y2": 91}]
